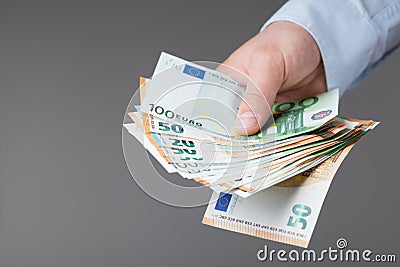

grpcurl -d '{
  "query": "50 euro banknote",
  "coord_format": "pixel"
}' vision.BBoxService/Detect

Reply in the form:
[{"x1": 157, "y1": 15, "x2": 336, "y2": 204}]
[{"x1": 202, "y1": 141, "x2": 358, "y2": 248}]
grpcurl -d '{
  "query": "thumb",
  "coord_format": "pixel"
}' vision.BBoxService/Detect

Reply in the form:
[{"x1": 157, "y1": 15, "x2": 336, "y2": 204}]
[{"x1": 234, "y1": 54, "x2": 283, "y2": 135}]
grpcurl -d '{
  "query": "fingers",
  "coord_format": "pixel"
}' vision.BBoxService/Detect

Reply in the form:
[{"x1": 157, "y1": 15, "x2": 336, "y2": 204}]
[
  {"x1": 217, "y1": 21, "x2": 324, "y2": 136},
  {"x1": 275, "y1": 63, "x2": 327, "y2": 102},
  {"x1": 233, "y1": 47, "x2": 284, "y2": 135},
  {"x1": 217, "y1": 56, "x2": 249, "y2": 86}
]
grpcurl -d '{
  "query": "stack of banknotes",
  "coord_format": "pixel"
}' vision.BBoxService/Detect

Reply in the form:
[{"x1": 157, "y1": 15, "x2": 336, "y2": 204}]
[{"x1": 124, "y1": 52, "x2": 379, "y2": 247}]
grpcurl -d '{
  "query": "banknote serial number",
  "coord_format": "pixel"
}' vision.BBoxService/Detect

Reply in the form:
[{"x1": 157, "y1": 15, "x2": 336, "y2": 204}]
[{"x1": 217, "y1": 215, "x2": 306, "y2": 238}]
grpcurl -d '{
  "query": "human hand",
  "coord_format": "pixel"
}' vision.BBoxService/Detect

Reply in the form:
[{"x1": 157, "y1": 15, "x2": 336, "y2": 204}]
[{"x1": 222, "y1": 21, "x2": 328, "y2": 135}]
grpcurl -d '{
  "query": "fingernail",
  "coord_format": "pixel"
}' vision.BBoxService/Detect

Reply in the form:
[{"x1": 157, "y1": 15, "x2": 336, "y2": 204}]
[{"x1": 234, "y1": 111, "x2": 259, "y2": 131}]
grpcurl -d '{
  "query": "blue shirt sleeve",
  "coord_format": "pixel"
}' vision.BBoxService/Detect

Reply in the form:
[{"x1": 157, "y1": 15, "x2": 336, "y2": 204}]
[{"x1": 261, "y1": 0, "x2": 400, "y2": 96}]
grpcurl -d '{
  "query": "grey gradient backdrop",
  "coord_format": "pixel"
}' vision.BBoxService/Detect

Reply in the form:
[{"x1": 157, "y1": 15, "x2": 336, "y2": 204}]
[{"x1": 0, "y1": 0, "x2": 399, "y2": 266}]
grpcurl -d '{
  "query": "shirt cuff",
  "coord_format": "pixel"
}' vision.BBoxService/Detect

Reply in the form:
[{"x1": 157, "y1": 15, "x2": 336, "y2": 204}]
[{"x1": 261, "y1": 0, "x2": 379, "y2": 97}]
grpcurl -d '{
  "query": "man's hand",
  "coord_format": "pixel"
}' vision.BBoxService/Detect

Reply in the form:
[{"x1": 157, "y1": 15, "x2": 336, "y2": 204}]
[{"x1": 222, "y1": 21, "x2": 328, "y2": 135}]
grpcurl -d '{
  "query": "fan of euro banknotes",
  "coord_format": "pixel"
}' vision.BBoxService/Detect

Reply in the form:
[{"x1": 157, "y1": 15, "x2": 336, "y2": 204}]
[{"x1": 123, "y1": 52, "x2": 379, "y2": 248}]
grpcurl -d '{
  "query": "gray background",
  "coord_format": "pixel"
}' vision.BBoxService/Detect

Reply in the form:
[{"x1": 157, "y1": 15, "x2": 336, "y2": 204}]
[{"x1": 0, "y1": 0, "x2": 399, "y2": 266}]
